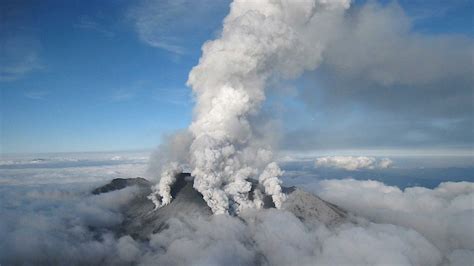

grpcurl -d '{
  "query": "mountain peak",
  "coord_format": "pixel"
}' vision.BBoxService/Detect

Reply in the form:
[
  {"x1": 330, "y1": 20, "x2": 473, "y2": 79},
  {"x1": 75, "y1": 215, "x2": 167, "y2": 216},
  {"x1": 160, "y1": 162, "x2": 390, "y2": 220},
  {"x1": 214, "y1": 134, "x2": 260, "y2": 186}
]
[{"x1": 93, "y1": 174, "x2": 347, "y2": 239}]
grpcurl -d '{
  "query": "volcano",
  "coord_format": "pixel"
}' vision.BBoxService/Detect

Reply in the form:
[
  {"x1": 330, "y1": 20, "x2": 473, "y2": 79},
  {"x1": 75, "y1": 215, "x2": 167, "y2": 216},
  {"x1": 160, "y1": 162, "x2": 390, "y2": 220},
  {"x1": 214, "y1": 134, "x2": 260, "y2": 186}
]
[{"x1": 93, "y1": 173, "x2": 347, "y2": 240}]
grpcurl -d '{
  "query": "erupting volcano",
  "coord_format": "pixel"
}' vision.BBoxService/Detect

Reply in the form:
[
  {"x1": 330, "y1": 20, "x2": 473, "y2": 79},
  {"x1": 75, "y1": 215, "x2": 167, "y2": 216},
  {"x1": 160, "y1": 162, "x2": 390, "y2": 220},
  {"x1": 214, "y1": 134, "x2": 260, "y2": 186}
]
[
  {"x1": 148, "y1": 0, "x2": 351, "y2": 215},
  {"x1": 94, "y1": 173, "x2": 347, "y2": 240}
]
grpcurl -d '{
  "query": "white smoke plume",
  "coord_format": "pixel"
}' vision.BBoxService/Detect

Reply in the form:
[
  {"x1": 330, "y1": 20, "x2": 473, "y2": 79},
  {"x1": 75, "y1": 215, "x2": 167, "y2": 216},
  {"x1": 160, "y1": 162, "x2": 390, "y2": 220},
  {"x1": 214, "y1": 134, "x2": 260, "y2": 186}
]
[
  {"x1": 258, "y1": 162, "x2": 285, "y2": 209},
  {"x1": 150, "y1": 0, "x2": 351, "y2": 214},
  {"x1": 148, "y1": 162, "x2": 182, "y2": 208}
]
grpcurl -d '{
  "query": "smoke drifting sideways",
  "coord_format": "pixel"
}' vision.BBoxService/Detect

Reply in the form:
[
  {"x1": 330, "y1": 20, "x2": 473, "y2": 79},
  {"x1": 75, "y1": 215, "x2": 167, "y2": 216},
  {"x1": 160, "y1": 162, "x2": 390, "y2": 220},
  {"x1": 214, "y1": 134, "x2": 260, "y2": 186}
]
[{"x1": 149, "y1": 0, "x2": 353, "y2": 214}]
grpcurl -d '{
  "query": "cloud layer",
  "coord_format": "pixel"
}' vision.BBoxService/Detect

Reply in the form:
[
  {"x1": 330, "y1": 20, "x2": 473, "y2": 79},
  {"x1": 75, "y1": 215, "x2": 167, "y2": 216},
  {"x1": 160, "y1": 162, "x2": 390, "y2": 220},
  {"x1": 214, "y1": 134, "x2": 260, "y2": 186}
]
[
  {"x1": 316, "y1": 178, "x2": 474, "y2": 265},
  {"x1": 1, "y1": 153, "x2": 473, "y2": 265},
  {"x1": 282, "y1": 1, "x2": 474, "y2": 151},
  {"x1": 3, "y1": 175, "x2": 472, "y2": 265},
  {"x1": 0, "y1": 182, "x2": 143, "y2": 265},
  {"x1": 128, "y1": 0, "x2": 229, "y2": 54},
  {"x1": 315, "y1": 156, "x2": 393, "y2": 170}
]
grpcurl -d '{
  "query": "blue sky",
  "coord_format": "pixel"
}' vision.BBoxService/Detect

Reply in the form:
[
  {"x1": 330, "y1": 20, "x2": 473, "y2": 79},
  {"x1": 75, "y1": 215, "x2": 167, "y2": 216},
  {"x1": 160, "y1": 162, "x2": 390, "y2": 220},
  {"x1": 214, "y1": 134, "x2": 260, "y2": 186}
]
[{"x1": 1, "y1": 0, "x2": 473, "y2": 154}]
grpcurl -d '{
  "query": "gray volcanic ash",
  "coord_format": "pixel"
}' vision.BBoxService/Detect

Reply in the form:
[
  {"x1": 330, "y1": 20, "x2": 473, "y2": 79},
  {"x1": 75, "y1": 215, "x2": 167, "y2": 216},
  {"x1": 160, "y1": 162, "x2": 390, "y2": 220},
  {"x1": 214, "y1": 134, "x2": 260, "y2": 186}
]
[{"x1": 94, "y1": 173, "x2": 347, "y2": 240}]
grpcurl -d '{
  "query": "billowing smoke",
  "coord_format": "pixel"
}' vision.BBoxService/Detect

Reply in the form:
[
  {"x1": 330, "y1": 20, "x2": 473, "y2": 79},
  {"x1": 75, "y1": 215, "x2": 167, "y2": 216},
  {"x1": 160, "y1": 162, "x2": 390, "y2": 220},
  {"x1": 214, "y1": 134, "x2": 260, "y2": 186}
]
[{"x1": 150, "y1": 0, "x2": 351, "y2": 214}]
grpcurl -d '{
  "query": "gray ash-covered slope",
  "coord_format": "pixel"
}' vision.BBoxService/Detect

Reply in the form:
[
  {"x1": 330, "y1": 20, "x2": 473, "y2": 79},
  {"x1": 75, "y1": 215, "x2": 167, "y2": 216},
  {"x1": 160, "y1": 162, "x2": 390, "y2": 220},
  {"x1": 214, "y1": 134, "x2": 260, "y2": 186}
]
[{"x1": 94, "y1": 173, "x2": 346, "y2": 239}]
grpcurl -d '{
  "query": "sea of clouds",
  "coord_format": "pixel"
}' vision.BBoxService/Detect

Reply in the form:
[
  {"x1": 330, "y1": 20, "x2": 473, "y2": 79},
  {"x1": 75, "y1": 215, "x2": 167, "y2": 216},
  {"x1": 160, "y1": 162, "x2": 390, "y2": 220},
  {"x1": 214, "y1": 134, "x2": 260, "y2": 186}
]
[
  {"x1": 1, "y1": 152, "x2": 473, "y2": 265},
  {"x1": 315, "y1": 156, "x2": 393, "y2": 171}
]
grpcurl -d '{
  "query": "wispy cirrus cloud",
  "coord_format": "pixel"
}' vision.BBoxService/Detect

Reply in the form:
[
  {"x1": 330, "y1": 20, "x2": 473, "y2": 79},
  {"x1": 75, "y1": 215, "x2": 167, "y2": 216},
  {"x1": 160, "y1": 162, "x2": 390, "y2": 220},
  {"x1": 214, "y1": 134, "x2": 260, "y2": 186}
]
[
  {"x1": 24, "y1": 90, "x2": 49, "y2": 100},
  {"x1": 0, "y1": 35, "x2": 43, "y2": 82},
  {"x1": 111, "y1": 88, "x2": 137, "y2": 102},
  {"x1": 127, "y1": 0, "x2": 229, "y2": 54},
  {"x1": 74, "y1": 15, "x2": 115, "y2": 38},
  {"x1": 1, "y1": 2, "x2": 44, "y2": 82}
]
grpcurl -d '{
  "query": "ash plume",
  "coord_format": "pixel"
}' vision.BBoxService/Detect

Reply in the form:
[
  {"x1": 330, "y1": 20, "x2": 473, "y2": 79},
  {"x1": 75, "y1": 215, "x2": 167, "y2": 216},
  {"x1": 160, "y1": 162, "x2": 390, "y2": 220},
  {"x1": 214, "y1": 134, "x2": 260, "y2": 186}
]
[{"x1": 149, "y1": 0, "x2": 351, "y2": 214}]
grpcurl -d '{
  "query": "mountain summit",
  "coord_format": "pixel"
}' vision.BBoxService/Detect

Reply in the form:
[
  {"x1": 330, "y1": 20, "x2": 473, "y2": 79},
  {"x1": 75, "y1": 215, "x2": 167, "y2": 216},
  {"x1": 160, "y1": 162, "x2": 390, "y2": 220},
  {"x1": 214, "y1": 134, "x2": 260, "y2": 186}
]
[{"x1": 93, "y1": 173, "x2": 347, "y2": 240}]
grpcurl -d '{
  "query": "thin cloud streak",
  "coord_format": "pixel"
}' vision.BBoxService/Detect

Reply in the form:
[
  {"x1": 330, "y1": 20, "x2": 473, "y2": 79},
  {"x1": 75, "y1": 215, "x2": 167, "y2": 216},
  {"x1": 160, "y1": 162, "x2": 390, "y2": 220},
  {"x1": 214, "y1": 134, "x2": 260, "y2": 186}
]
[
  {"x1": 0, "y1": 35, "x2": 43, "y2": 82},
  {"x1": 74, "y1": 15, "x2": 115, "y2": 38},
  {"x1": 127, "y1": 0, "x2": 229, "y2": 54},
  {"x1": 24, "y1": 90, "x2": 49, "y2": 100}
]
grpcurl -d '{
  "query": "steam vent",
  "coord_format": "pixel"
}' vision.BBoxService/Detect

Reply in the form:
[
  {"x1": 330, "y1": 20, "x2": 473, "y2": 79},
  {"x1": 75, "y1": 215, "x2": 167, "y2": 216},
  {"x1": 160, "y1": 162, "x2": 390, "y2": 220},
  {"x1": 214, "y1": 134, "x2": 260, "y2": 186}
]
[{"x1": 92, "y1": 173, "x2": 347, "y2": 240}]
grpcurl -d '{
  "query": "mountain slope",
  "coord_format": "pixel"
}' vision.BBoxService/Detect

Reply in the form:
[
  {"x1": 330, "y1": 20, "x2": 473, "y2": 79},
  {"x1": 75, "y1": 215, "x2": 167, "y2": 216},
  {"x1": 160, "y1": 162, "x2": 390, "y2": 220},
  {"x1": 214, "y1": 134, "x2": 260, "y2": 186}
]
[{"x1": 93, "y1": 173, "x2": 347, "y2": 239}]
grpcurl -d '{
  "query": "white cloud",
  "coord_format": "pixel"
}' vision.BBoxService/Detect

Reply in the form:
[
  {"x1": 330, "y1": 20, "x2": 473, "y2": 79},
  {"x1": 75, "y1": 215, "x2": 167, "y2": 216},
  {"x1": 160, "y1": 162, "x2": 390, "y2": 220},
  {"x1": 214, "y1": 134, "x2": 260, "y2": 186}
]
[
  {"x1": 315, "y1": 178, "x2": 474, "y2": 265},
  {"x1": 127, "y1": 0, "x2": 228, "y2": 54},
  {"x1": 377, "y1": 157, "x2": 394, "y2": 169},
  {"x1": 74, "y1": 15, "x2": 115, "y2": 38},
  {"x1": 1, "y1": 153, "x2": 473, "y2": 265},
  {"x1": 281, "y1": 1, "x2": 474, "y2": 152},
  {"x1": 24, "y1": 90, "x2": 50, "y2": 100},
  {"x1": 111, "y1": 88, "x2": 136, "y2": 102},
  {"x1": 0, "y1": 153, "x2": 149, "y2": 264},
  {"x1": 0, "y1": 35, "x2": 43, "y2": 82},
  {"x1": 139, "y1": 208, "x2": 442, "y2": 266},
  {"x1": 0, "y1": 152, "x2": 149, "y2": 186},
  {"x1": 315, "y1": 156, "x2": 393, "y2": 170},
  {"x1": 0, "y1": 182, "x2": 143, "y2": 265},
  {"x1": 321, "y1": 2, "x2": 474, "y2": 87}
]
